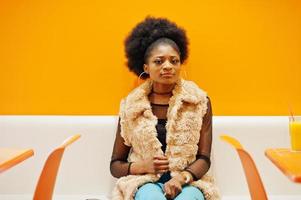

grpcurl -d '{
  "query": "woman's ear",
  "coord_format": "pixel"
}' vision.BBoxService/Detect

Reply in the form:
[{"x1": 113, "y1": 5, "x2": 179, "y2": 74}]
[{"x1": 143, "y1": 64, "x2": 149, "y2": 74}]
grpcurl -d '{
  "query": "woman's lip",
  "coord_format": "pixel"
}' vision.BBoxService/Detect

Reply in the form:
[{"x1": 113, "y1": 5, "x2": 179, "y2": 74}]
[{"x1": 161, "y1": 73, "x2": 174, "y2": 77}]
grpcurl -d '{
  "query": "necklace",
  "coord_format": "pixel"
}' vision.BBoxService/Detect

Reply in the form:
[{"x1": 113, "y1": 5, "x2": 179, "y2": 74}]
[{"x1": 151, "y1": 90, "x2": 173, "y2": 95}]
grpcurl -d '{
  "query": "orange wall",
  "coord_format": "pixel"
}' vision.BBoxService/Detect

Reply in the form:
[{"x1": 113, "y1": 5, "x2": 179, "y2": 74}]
[{"x1": 0, "y1": 0, "x2": 300, "y2": 115}]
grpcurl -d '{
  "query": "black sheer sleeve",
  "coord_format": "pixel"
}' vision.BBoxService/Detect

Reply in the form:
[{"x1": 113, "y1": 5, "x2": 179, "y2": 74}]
[
  {"x1": 185, "y1": 97, "x2": 212, "y2": 180},
  {"x1": 110, "y1": 118, "x2": 131, "y2": 178}
]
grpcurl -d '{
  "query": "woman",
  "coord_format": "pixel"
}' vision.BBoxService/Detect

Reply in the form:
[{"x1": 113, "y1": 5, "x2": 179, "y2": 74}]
[{"x1": 110, "y1": 17, "x2": 220, "y2": 200}]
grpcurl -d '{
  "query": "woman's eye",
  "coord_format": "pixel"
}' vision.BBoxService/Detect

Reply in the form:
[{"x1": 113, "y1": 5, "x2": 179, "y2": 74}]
[
  {"x1": 171, "y1": 59, "x2": 180, "y2": 64},
  {"x1": 154, "y1": 60, "x2": 162, "y2": 64}
]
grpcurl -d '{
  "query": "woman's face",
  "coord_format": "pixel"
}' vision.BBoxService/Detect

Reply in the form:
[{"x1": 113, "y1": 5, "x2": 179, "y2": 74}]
[{"x1": 144, "y1": 44, "x2": 181, "y2": 85}]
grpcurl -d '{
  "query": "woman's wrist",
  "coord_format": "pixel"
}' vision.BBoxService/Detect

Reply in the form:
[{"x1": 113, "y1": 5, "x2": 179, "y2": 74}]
[
  {"x1": 180, "y1": 171, "x2": 193, "y2": 184},
  {"x1": 173, "y1": 173, "x2": 186, "y2": 186},
  {"x1": 129, "y1": 162, "x2": 147, "y2": 175}
]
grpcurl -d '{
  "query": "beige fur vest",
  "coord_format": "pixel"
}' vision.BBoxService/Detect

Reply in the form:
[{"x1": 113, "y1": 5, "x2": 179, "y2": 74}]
[{"x1": 112, "y1": 79, "x2": 220, "y2": 200}]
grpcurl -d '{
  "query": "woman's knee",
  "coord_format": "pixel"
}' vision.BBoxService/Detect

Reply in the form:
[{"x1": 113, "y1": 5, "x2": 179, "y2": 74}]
[
  {"x1": 134, "y1": 183, "x2": 166, "y2": 200},
  {"x1": 175, "y1": 186, "x2": 205, "y2": 200}
]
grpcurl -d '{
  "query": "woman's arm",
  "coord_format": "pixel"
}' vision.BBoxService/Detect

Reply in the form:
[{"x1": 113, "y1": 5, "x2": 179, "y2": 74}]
[
  {"x1": 110, "y1": 118, "x2": 169, "y2": 177},
  {"x1": 184, "y1": 97, "x2": 212, "y2": 181},
  {"x1": 110, "y1": 118, "x2": 132, "y2": 178}
]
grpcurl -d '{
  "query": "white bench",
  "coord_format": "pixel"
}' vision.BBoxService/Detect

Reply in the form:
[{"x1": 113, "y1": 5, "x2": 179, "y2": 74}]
[{"x1": 0, "y1": 116, "x2": 300, "y2": 200}]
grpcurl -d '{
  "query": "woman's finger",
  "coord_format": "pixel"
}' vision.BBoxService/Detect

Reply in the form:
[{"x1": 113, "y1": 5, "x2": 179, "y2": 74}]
[
  {"x1": 153, "y1": 165, "x2": 169, "y2": 172},
  {"x1": 154, "y1": 164, "x2": 169, "y2": 170},
  {"x1": 153, "y1": 159, "x2": 169, "y2": 165},
  {"x1": 156, "y1": 169, "x2": 168, "y2": 174},
  {"x1": 170, "y1": 185, "x2": 180, "y2": 199},
  {"x1": 164, "y1": 184, "x2": 172, "y2": 199},
  {"x1": 153, "y1": 155, "x2": 168, "y2": 160}
]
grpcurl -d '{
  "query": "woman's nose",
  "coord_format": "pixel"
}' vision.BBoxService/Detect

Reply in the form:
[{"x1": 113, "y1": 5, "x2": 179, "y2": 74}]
[{"x1": 162, "y1": 61, "x2": 172, "y2": 70}]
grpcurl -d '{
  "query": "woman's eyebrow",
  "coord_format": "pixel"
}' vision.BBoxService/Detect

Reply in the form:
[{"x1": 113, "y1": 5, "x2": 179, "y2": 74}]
[{"x1": 153, "y1": 55, "x2": 179, "y2": 58}]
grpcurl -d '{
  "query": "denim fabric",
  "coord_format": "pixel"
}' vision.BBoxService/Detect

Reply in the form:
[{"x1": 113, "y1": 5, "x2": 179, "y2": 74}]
[{"x1": 134, "y1": 182, "x2": 205, "y2": 200}]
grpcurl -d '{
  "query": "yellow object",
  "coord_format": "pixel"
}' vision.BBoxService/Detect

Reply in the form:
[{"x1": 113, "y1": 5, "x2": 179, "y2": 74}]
[
  {"x1": 33, "y1": 134, "x2": 80, "y2": 200},
  {"x1": 0, "y1": 148, "x2": 34, "y2": 173},
  {"x1": 289, "y1": 120, "x2": 301, "y2": 151},
  {"x1": 220, "y1": 134, "x2": 268, "y2": 200},
  {"x1": 265, "y1": 148, "x2": 301, "y2": 183},
  {"x1": 0, "y1": 1, "x2": 301, "y2": 115},
  {"x1": 219, "y1": 135, "x2": 243, "y2": 149}
]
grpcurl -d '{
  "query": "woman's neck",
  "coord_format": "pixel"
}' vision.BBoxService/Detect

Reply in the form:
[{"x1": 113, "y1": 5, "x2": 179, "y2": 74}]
[{"x1": 152, "y1": 82, "x2": 175, "y2": 94}]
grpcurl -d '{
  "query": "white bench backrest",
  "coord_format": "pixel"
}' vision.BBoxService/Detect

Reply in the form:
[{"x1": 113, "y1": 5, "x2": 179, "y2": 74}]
[{"x1": 0, "y1": 116, "x2": 300, "y2": 197}]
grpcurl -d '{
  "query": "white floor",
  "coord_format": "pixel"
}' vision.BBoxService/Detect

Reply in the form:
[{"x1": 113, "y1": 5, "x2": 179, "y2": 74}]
[
  {"x1": 0, "y1": 195, "x2": 107, "y2": 200},
  {"x1": 1, "y1": 195, "x2": 301, "y2": 200},
  {"x1": 223, "y1": 196, "x2": 301, "y2": 200}
]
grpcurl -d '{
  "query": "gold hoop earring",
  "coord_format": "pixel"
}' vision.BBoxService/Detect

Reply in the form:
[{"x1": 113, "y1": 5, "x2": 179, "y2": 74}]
[
  {"x1": 181, "y1": 68, "x2": 188, "y2": 80},
  {"x1": 137, "y1": 71, "x2": 148, "y2": 86}
]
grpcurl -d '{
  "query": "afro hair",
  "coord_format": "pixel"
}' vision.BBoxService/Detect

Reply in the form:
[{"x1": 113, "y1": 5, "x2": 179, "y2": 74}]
[{"x1": 124, "y1": 17, "x2": 189, "y2": 79}]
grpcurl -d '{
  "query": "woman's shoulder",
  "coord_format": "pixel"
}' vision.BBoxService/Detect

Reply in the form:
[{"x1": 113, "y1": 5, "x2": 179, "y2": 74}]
[
  {"x1": 118, "y1": 80, "x2": 152, "y2": 115},
  {"x1": 124, "y1": 80, "x2": 152, "y2": 100},
  {"x1": 181, "y1": 79, "x2": 208, "y2": 99}
]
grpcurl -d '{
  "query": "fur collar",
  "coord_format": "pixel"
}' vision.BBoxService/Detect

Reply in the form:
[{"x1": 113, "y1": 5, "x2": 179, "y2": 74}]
[{"x1": 124, "y1": 78, "x2": 207, "y2": 121}]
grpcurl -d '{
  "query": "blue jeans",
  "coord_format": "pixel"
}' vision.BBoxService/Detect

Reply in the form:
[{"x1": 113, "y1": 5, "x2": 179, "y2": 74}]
[{"x1": 134, "y1": 182, "x2": 205, "y2": 200}]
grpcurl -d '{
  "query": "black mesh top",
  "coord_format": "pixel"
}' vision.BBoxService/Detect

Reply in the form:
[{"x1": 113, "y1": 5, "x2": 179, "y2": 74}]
[
  {"x1": 156, "y1": 118, "x2": 167, "y2": 152},
  {"x1": 110, "y1": 98, "x2": 212, "y2": 181}
]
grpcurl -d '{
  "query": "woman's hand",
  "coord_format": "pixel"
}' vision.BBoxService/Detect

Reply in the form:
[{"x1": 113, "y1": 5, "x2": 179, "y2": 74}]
[
  {"x1": 163, "y1": 175, "x2": 185, "y2": 199},
  {"x1": 130, "y1": 155, "x2": 169, "y2": 175},
  {"x1": 152, "y1": 155, "x2": 169, "y2": 174}
]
